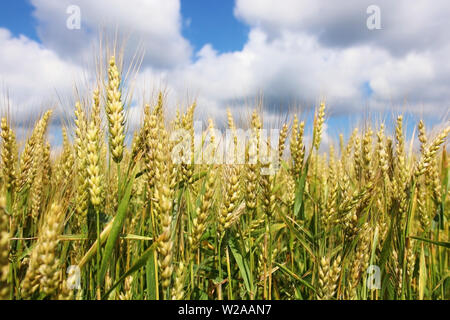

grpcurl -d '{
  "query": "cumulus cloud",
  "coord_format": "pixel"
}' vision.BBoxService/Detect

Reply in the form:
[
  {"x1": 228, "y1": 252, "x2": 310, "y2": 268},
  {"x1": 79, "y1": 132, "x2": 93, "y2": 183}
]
[
  {"x1": 1, "y1": 0, "x2": 191, "y2": 130},
  {"x1": 234, "y1": 0, "x2": 450, "y2": 55},
  {"x1": 162, "y1": 0, "x2": 450, "y2": 119},
  {"x1": 0, "y1": 27, "x2": 84, "y2": 125},
  {"x1": 164, "y1": 27, "x2": 449, "y2": 119},
  {"x1": 30, "y1": 0, "x2": 192, "y2": 69},
  {"x1": 124, "y1": 0, "x2": 450, "y2": 121}
]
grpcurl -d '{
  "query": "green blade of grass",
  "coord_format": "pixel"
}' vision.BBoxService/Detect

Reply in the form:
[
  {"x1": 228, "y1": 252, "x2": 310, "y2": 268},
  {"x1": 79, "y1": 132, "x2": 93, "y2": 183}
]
[
  {"x1": 146, "y1": 249, "x2": 158, "y2": 300},
  {"x1": 294, "y1": 160, "x2": 309, "y2": 219},
  {"x1": 278, "y1": 209, "x2": 315, "y2": 259},
  {"x1": 102, "y1": 238, "x2": 160, "y2": 299},
  {"x1": 275, "y1": 263, "x2": 315, "y2": 292},
  {"x1": 228, "y1": 237, "x2": 253, "y2": 297},
  {"x1": 418, "y1": 244, "x2": 426, "y2": 300},
  {"x1": 78, "y1": 219, "x2": 114, "y2": 269},
  {"x1": 411, "y1": 236, "x2": 450, "y2": 249},
  {"x1": 99, "y1": 171, "x2": 136, "y2": 285}
]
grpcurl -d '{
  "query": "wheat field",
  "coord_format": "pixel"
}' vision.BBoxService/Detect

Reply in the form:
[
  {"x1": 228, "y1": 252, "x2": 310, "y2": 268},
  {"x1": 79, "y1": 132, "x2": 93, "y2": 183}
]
[{"x1": 0, "y1": 55, "x2": 449, "y2": 300}]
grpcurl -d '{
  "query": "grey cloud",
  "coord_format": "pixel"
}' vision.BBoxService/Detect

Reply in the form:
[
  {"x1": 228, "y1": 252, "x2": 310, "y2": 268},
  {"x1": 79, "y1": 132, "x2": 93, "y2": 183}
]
[{"x1": 235, "y1": 0, "x2": 450, "y2": 56}]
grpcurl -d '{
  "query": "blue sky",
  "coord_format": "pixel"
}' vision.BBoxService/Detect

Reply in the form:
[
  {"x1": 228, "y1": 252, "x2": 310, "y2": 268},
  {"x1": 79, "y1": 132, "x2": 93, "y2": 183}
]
[
  {"x1": 0, "y1": 0, "x2": 448, "y2": 147},
  {"x1": 180, "y1": 0, "x2": 248, "y2": 53},
  {"x1": 0, "y1": 1, "x2": 36, "y2": 39},
  {"x1": 0, "y1": 0, "x2": 248, "y2": 54}
]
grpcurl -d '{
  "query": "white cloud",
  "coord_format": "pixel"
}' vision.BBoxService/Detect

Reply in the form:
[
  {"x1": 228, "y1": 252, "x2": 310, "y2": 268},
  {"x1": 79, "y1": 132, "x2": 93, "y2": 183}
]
[
  {"x1": 0, "y1": 28, "x2": 84, "y2": 124},
  {"x1": 30, "y1": 0, "x2": 192, "y2": 68},
  {"x1": 167, "y1": 27, "x2": 449, "y2": 118},
  {"x1": 234, "y1": 0, "x2": 450, "y2": 55},
  {"x1": 162, "y1": 0, "x2": 450, "y2": 119},
  {"x1": 113, "y1": 0, "x2": 450, "y2": 123},
  {"x1": 1, "y1": 0, "x2": 191, "y2": 131}
]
